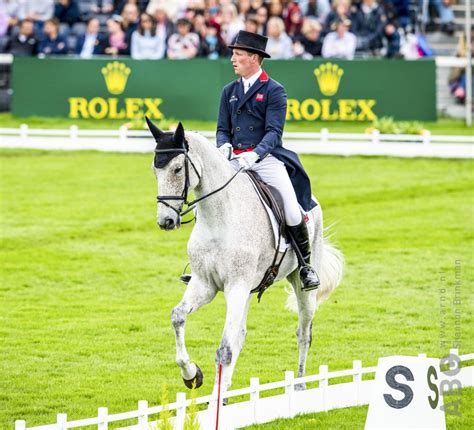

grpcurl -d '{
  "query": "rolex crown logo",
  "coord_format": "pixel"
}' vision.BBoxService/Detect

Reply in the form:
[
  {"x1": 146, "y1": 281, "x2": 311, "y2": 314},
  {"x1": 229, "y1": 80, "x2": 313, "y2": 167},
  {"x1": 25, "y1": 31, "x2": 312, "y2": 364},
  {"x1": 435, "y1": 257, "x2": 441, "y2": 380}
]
[
  {"x1": 101, "y1": 61, "x2": 131, "y2": 95},
  {"x1": 314, "y1": 63, "x2": 344, "y2": 96}
]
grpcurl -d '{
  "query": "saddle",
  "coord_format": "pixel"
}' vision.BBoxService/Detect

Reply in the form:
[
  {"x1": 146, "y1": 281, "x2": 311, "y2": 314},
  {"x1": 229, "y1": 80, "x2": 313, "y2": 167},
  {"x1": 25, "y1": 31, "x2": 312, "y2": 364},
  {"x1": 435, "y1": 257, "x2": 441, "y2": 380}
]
[{"x1": 246, "y1": 171, "x2": 288, "y2": 301}]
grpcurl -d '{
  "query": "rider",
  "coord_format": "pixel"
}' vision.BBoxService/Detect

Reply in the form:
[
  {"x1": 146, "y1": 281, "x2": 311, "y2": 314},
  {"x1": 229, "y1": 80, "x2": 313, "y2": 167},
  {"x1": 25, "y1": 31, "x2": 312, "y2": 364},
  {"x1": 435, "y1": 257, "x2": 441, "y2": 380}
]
[{"x1": 217, "y1": 30, "x2": 320, "y2": 291}]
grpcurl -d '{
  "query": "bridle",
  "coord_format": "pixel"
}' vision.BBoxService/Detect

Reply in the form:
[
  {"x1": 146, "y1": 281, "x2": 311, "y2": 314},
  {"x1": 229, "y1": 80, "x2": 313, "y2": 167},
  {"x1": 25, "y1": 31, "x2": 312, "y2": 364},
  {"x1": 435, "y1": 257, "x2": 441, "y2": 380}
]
[{"x1": 154, "y1": 140, "x2": 243, "y2": 222}]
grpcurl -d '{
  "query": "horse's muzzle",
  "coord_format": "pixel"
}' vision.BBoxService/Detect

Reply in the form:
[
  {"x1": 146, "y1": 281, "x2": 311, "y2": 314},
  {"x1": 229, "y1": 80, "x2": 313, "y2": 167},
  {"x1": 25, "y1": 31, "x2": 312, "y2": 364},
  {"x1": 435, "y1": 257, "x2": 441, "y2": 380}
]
[{"x1": 158, "y1": 216, "x2": 180, "y2": 230}]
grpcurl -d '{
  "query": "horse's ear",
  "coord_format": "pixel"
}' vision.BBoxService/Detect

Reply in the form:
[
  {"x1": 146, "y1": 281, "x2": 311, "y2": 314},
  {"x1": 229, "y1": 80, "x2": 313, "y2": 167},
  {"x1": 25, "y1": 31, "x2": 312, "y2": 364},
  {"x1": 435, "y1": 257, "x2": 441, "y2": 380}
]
[
  {"x1": 174, "y1": 122, "x2": 185, "y2": 145},
  {"x1": 145, "y1": 116, "x2": 164, "y2": 141}
]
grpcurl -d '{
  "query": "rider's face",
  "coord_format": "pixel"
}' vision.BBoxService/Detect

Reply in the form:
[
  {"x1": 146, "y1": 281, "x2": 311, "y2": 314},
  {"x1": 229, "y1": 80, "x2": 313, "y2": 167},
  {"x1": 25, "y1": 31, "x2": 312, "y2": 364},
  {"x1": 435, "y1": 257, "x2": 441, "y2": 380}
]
[{"x1": 231, "y1": 49, "x2": 259, "y2": 79}]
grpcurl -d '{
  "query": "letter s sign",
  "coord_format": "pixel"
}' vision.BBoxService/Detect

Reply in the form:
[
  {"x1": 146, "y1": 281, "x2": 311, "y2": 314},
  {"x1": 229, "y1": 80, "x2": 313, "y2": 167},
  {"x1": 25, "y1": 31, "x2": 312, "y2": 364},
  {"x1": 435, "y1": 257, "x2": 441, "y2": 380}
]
[{"x1": 383, "y1": 365, "x2": 414, "y2": 409}]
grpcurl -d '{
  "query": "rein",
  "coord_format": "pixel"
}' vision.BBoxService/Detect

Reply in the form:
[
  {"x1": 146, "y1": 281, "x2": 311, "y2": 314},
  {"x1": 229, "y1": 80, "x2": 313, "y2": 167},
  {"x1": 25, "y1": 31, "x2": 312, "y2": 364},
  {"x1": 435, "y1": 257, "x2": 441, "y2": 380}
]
[
  {"x1": 155, "y1": 144, "x2": 243, "y2": 222},
  {"x1": 156, "y1": 137, "x2": 284, "y2": 302}
]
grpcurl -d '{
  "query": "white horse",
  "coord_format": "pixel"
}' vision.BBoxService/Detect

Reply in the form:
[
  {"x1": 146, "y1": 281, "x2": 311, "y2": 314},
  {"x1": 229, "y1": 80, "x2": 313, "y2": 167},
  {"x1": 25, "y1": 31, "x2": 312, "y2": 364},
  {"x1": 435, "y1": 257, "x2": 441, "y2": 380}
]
[{"x1": 148, "y1": 119, "x2": 344, "y2": 395}]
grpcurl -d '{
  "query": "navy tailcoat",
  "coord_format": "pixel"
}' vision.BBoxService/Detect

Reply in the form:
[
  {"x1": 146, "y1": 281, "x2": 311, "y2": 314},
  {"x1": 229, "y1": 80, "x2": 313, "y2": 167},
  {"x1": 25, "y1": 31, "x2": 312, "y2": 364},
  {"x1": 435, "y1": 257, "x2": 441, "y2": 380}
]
[{"x1": 216, "y1": 70, "x2": 316, "y2": 212}]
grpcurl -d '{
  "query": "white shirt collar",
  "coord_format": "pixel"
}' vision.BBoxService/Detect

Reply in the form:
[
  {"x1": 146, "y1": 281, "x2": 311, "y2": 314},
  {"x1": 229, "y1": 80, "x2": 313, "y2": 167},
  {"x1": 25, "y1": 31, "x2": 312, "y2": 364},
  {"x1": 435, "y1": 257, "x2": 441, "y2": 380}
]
[{"x1": 242, "y1": 68, "x2": 262, "y2": 92}]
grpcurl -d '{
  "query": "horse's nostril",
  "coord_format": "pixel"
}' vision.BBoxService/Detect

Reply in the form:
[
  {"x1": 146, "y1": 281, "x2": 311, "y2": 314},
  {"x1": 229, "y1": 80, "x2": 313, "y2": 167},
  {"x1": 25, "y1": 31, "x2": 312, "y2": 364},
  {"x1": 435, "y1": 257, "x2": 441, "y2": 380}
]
[{"x1": 164, "y1": 217, "x2": 175, "y2": 229}]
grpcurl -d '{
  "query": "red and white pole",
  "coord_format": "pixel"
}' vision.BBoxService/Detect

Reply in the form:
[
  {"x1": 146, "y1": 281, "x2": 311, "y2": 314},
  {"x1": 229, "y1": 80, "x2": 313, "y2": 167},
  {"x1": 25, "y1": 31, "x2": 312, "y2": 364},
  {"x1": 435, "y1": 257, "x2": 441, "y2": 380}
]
[{"x1": 215, "y1": 363, "x2": 223, "y2": 430}]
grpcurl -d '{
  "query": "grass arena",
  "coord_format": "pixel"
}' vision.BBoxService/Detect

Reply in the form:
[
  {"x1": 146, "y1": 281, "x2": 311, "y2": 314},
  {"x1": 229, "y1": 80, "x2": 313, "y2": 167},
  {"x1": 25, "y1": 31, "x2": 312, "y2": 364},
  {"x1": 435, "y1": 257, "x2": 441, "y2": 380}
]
[{"x1": 1, "y1": 131, "x2": 473, "y2": 428}]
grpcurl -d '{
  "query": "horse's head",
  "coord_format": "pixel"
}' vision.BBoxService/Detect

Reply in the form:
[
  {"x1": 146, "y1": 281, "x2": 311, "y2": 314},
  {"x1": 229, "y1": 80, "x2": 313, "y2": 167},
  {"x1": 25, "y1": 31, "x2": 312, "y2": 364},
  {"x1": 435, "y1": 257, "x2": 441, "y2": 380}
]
[{"x1": 146, "y1": 117, "x2": 201, "y2": 230}]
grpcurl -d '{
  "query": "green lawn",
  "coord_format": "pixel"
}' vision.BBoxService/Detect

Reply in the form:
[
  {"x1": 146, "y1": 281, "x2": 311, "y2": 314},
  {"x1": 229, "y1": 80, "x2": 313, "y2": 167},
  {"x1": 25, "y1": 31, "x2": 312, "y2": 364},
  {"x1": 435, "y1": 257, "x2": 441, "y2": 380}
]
[
  {"x1": 0, "y1": 113, "x2": 473, "y2": 135},
  {"x1": 0, "y1": 149, "x2": 473, "y2": 429}
]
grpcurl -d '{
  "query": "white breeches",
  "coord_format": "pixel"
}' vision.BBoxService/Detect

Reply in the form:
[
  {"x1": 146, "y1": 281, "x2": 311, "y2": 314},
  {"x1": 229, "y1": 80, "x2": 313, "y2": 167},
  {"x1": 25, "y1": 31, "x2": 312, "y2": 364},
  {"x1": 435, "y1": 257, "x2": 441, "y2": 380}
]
[{"x1": 232, "y1": 155, "x2": 303, "y2": 227}]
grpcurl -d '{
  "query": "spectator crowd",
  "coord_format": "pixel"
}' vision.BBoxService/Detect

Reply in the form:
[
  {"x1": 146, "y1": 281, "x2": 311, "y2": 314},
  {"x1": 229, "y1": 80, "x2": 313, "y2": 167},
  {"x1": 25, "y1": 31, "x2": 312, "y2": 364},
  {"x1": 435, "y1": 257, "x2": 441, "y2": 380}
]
[{"x1": 0, "y1": 0, "x2": 459, "y2": 60}]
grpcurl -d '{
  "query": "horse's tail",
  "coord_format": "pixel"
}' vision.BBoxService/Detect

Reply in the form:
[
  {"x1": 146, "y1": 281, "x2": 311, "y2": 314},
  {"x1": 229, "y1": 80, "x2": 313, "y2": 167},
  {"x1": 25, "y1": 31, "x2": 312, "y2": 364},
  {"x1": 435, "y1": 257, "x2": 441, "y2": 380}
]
[
  {"x1": 315, "y1": 236, "x2": 344, "y2": 304},
  {"x1": 286, "y1": 235, "x2": 344, "y2": 312}
]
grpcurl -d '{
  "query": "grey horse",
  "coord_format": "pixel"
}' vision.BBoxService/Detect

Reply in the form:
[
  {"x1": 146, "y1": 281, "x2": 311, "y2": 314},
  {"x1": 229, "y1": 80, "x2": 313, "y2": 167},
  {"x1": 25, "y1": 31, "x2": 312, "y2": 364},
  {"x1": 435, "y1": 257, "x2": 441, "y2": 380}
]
[{"x1": 148, "y1": 120, "x2": 344, "y2": 396}]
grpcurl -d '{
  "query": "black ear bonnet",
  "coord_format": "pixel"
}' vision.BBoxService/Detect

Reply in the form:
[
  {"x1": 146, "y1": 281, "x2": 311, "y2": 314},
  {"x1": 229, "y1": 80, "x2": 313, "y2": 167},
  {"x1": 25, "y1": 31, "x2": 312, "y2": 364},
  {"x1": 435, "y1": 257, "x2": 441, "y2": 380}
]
[{"x1": 146, "y1": 117, "x2": 188, "y2": 168}]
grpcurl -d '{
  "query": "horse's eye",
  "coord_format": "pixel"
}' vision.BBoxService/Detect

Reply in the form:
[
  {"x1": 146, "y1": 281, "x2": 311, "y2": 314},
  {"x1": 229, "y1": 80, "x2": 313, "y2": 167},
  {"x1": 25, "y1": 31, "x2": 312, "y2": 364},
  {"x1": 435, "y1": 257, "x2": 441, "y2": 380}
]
[{"x1": 174, "y1": 166, "x2": 183, "y2": 174}]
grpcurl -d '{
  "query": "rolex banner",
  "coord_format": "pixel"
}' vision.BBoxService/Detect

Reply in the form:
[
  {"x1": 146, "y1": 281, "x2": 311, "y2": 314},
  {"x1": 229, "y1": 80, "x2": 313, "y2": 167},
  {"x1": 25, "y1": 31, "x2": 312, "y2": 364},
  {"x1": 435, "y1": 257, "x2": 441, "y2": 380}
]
[{"x1": 11, "y1": 57, "x2": 436, "y2": 122}]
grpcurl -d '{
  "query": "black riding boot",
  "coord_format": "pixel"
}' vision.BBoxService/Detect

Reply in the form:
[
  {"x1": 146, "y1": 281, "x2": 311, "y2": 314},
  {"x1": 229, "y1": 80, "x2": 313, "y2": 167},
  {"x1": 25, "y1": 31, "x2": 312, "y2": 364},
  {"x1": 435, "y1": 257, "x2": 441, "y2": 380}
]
[{"x1": 287, "y1": 220, "x2": 320, "y2": 291}]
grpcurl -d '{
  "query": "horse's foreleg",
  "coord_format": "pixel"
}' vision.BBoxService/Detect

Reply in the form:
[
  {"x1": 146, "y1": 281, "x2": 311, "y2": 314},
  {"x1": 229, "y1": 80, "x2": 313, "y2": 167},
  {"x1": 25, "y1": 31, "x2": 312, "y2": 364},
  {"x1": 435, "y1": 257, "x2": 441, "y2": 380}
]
[
  {"x1": 289, "y1": 271, "x2": 317, "y2": 391},
  {"x1": 215, "y1": 285, "x2": 252, "y2": 393},
  {"x1": 171, "y1": 278, "x2": 217, "y2": 387}
]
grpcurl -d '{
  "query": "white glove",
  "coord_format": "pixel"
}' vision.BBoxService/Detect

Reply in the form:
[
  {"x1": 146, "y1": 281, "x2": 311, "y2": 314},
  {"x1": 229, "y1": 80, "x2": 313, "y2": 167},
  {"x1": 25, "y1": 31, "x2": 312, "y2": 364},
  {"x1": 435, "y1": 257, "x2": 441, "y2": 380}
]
[
  {"x1": 218, "y1": 143, "x2": 233, "y2": 159},
  {"x1": 237, "y1": 151, "x2": 259, "y2": 170}
]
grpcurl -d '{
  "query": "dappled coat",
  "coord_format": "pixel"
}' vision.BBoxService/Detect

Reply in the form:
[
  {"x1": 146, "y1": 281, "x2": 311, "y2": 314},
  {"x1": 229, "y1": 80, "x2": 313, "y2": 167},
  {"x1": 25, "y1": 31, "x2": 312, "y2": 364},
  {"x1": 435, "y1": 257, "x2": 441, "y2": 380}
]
[{"x1": 216, "y1": 69, "x2": 316, "y2": 212}]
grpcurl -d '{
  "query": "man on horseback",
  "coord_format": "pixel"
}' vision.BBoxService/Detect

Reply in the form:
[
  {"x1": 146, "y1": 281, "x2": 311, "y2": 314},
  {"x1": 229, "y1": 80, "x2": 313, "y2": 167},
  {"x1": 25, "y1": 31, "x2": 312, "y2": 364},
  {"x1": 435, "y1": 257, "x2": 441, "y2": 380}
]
[{"x1": 217, "y1": 30, "x2": 320, "y2": 291}]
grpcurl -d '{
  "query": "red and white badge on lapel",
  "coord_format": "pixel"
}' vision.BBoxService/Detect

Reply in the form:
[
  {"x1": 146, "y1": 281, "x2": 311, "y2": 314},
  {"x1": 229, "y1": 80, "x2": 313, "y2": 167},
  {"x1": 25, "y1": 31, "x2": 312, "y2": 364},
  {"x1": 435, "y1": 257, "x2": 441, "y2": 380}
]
[{"x1": 256, "y1": 93, "x2": 264, "y2": 101}]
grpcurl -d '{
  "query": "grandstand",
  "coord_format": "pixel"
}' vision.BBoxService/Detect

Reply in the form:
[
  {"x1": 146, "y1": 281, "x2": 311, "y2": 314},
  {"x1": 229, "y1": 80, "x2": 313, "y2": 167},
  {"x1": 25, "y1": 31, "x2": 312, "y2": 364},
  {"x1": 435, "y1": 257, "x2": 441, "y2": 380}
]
[{"x1": 0, "y1": 0, "x2": 472, "y2": 117}]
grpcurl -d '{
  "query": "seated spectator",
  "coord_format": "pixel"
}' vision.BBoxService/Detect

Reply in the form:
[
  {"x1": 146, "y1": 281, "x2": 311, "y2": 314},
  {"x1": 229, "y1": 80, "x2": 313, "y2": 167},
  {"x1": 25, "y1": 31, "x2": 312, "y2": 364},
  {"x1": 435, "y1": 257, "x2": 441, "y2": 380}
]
[
  {"x1": 268, "y1": 0, "x2": 283, "y2": 19},
  {"x1": 17, "y1": 0, "x2": 54, "y2": 31},
  {"x1": 204, "y1": 1, "x2": 221, "y2": 22},
  {"x1": 244, "y1": 16, "x2": 259, "y2": 34},
  {"x1": 302, "y1": 0, "x2": 331, "y2": 21},
  {"x1": 250, "y1": 0, "x2": 265, "y2": 13},
  {"x1": 254, "y1": 5, "x2": 268, "y2": 35},
  {"x1": 167, "y1": 18, "x2": 199, "y2": 59},
  {"x1": 198, "y1": 21, "x2": 226, "y2": 59},
  {"x1": 350, "y1": 0, "x2": 386, "y2": 55},
  {"x1": 323, "y1": 0, "x2": 351, "y2": 36},
  {"x1": 266, "y1": 16, "x2": 294, "y2": 59},
  {"x1": 131, "y1": 12, "x2": 166, "y2": 59},
  {"x1": 293, "y1": 18, "x2": 323, "y2": 58},
  {"x1": 121, "y1": 3, "x2": 139, "y2": 47},
  {"x1": 285, "y1": 1, "x2": 303, "y2": 39},
  {"x1": 184, "y1": 5, "x2": 204, "y2": 26},
  {"x1": 153, "y1": 7, "x2": 174, "y2": 44},
  {"x1": 322, "y1": 18, "x2": 356, "y2": 59},
  {"x1": 104, "y1": 15, "x2": 128, "y2": 55},
  {"x1": 192, "y1": 13, "x2": 207, "y2": 39},
  {"x1": 384, "y1": 22, "x2": 401, "y2": 58},
  {"x1": 38, "y1": 17, "x2": 67, "y2": 55},
  {"x1": 237, "y1": 0, "x2": 252, "y2": 21},
  {"x1": 75, "y1": 17, "x2": 106, "y2": 58},
  {"x1": 54, "y1": 0, "x2": 80, "y2": 28},
  {"x1": 220, "y1": 4, "x2": 244, "y2": 45},
  {"x1": 4, "y1": 18, "x2": 38, "y2": 56}
]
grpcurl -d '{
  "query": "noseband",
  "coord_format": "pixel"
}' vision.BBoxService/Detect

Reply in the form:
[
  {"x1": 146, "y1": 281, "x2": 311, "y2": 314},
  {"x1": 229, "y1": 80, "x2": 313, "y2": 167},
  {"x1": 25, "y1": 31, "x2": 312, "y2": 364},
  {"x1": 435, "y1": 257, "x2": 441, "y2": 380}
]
[
  {"x1": 155, "y1": 141, "x2": 243, "y2": 222},
  {"x1": 154, "y1": 142, "x2": 201, "y2": 219}
]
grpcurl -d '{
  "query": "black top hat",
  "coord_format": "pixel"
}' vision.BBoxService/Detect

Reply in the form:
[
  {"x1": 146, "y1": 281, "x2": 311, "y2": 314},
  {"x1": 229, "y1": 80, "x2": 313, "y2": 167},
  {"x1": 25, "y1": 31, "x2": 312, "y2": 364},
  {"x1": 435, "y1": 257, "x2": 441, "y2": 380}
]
[{"x1": 228, "y1": 30, "x2": 271, "y2": 58}]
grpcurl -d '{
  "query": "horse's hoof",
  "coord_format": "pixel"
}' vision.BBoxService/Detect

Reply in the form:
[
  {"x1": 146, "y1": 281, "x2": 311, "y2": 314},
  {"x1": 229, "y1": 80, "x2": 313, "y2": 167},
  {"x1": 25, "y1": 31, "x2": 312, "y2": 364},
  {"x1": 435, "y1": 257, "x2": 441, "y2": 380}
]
[{"x1": 183, "y1": 364, "x2": 204, "y2": 389}]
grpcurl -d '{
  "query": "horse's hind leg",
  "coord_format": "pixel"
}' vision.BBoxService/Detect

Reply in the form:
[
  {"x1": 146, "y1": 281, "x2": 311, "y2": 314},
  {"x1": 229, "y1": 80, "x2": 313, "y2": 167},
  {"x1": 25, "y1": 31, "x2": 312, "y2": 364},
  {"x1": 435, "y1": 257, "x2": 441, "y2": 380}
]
[
  {"x1": 287, "y1": 270, "x2": 317, "y2": 391},
  {"x1": 171, "y1": 277, "x2": 217, "y2": 388}
]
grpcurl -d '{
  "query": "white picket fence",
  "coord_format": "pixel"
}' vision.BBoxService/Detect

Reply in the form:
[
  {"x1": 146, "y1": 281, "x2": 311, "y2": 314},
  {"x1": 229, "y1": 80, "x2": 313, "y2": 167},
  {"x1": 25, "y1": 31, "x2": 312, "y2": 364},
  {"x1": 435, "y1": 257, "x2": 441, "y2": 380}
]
[
  {"x1": 14, "y1": 350, "x2": 474, "y2": 430},
  {"x1": 0, "y1": 126, "x2": 473, "y2": 158}
]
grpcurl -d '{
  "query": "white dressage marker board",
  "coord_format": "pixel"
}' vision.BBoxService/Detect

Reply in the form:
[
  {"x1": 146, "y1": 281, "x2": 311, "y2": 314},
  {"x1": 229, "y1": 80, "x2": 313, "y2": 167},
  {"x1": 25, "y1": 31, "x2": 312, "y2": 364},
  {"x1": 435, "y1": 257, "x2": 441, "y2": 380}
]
[{"x1": 365, "y1": 356, "x2": 446, "y2": 429}]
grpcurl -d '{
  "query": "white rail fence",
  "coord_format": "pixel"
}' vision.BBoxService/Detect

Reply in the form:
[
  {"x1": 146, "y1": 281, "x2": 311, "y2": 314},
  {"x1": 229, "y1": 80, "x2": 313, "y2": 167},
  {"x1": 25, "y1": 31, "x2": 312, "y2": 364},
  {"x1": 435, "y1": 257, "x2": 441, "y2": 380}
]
[
  {"x1": 14, "y1": 350, "x2": 474, "y2": 430},
  {"x1": 0, "y1": 126, "x2": 473, "y2": 158}
]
